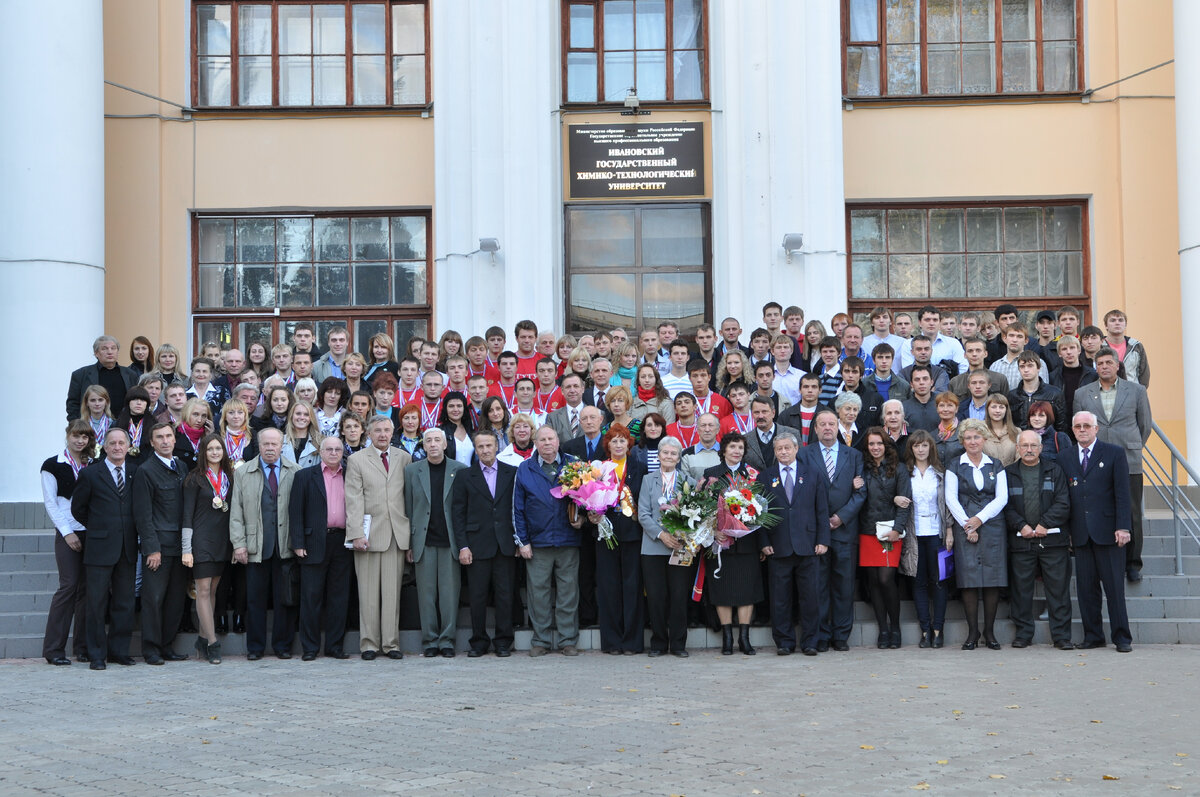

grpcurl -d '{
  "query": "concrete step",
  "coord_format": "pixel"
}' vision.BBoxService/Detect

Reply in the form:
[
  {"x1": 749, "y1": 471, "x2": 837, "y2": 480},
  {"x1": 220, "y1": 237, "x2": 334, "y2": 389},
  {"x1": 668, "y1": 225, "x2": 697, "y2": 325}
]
[
  {"x1": 0, "y1": 570, "x2": 59, "y2": 593},
  {"x1": 0, "y1": 531, "x2": 55, "y2": 554},
  {"x1": 0, "y1": 552, "x2": 57, "y2": 572}
]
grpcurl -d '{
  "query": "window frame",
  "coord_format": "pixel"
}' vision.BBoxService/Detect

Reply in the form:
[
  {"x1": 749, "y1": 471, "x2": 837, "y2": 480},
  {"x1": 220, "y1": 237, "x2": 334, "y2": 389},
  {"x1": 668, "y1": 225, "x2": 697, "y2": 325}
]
[
  {"x1": 560, "y1": 0, "x2": 710, "y2": 107},
  {"x1": 844, "y1": 199, "x2": 1090, "y2": 320},
  {"x1": 840, "y1": 0, "x2": 1084, "y2": 100},
  {"x1": 191, "y1": 0, "x2": 431, "y2": 110}
]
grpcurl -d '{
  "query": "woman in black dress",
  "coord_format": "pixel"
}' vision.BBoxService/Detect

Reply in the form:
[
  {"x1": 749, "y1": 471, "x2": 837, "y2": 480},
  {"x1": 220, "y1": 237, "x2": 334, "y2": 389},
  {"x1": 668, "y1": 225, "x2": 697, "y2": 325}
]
[
  {"x1": 182, "y1": 433, "x2": 233, "y2": 664},
  {"x1": 703, "y1": 432, "x2": 763, "y2": 656},
  {"x1": 859, "y1": 429, "x2": 912, "y2": 649}
]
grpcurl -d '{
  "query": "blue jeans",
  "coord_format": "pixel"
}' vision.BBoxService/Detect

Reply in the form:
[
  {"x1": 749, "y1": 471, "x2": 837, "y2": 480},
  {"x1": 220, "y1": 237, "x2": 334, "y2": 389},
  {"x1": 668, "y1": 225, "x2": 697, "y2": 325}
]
[{"x1": 913, "y1": 535, "x2": 948, "y2": 632}]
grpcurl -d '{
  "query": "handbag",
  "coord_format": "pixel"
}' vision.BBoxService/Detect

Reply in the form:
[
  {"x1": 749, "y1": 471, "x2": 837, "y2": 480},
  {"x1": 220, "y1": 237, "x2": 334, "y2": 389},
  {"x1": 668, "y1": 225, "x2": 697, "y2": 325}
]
[{"x1": 938, "y1": 547, "x2": 955, "y2": 581}]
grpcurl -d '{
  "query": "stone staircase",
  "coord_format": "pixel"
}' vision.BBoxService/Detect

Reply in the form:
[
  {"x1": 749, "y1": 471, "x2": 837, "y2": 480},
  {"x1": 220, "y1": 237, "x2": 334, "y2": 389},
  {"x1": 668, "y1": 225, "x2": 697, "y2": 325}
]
[{"x1": 1, "y1": 504, "x2": 1197, "y2": 658}]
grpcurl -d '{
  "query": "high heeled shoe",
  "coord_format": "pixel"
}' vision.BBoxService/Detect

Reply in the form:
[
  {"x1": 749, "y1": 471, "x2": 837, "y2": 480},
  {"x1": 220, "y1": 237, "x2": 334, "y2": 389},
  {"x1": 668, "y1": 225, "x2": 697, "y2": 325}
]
[
  {"x1": 983, "y1": 635, "x2": 1001, "y2": 651},
  {"x1": 721, "y1": 624, "x2": 734, "y2": 656},
  {"x1": 206, "y1": 640, "x2": 222, "y2": 664},
  {"x1": 194, "y1": 637, "x2": 209, "y2": 659},
  {"x1": 738, "y1": 624, "x2": 755, "y2": 656},
  {"x1": 962, "y1": 631, "x2": 980, "y2": 651}
]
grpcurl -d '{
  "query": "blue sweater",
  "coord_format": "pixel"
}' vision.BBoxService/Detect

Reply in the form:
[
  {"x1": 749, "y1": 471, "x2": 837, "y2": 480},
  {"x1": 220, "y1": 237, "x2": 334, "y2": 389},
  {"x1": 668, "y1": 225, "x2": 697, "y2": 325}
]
[{"x1": 513, "y1": 454, "x2": 581, "y2": 548}]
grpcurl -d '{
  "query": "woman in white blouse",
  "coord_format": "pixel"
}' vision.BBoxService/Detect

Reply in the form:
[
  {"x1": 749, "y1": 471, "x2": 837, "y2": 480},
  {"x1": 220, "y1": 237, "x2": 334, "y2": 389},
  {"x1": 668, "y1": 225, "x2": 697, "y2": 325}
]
[
  {"x1": 945, "y1": 419, "x2": 1009, "y2": 651},
  {"x1": 900, "y1": 429, "x2": 953, "y2": 649}
]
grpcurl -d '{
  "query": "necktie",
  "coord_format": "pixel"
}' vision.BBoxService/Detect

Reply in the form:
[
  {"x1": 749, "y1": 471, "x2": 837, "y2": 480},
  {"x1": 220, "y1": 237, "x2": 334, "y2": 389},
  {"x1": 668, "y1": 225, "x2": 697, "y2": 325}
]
[
  {"x1": 381, "y1": 452, "x2": 389, "y2": 473},
  {"x1": 596, "y1": 391, "x2": 605, "y2": 412},
  {"x1": 569, "y1": 409, "x2": 579, "y2": 436},
  {"x1": 824, "y1": 447, "x2": 836, "y2": 481},
  {"x1": 783, "y1": 466, "x2": 795, "y2": 502},
  {"x1": 587, "y1": 439, "x2": 595, "y2": 460},
  {"x1": 267, "y1": 464, "x2": 278, "y2": 498},
  {"x1": 1081, "y1": 448, "x2": 1090, "y2": 471},
  {"x1": 169, "y1": 459, "x2": 177, "y2": 472},
  {"x1": 115, "y1": 466, "x2": 125, "y2": 495}
]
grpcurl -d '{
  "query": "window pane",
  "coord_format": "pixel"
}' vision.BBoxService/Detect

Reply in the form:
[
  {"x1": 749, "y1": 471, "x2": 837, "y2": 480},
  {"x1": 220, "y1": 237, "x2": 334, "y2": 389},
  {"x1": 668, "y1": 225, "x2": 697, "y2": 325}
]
[
  {"x1": 643, "y1": 271, "x2": 705, "y2": 331},
  {"x1": 1045, "y1": 252, "x2": 1083, "y2": 294},
  {"x1": 570, "y1": 273, "x2": 636, "y2": 331},
  {"x1": 1001, "y1": 0, "x2": 1035, "y2": 38},
  {"x1": 1004, "y1": 207, "x2": 1042, "y2": 250},
  {"x1": 568, "y1": 209, "x2": 636, "y2": 266},
  {"x1": 888, "y1": 254, "x2": 928, "y2": 298},
  {"x1": 316, "y1": 218, "x2": 349, "y2": 261},
  {"x1": 962, "y1": 0, "x2": 995, "y2": 41},
  {"x1": 962, "y1": 43, "x2": 996, "y2": 93},
  {"x1": 1043, "y1": 0, "x2": 1075, "y2": 39},
  {"x1": 392, "y1": 3, "x2": 425, "y2": 52},
  {"x1": 887, "y1": 0, "x2": 919, "y2": 42},
  {"x1": 851, "y1": 210, "x2": 885, "y2": 253},
  {"x1": 966, "y1": 208, "x2": 1001, "y2": 251},
  {"x1": 928, "y1": 44, "x2": 960, "y2": 94},
  {"x1": 636, "y1": 0, "x2": 666, "y2": 49},
  {"x1": 1044, "y1": 41, "x2": 1077, "y2": 91},
  {"x1": 886, "y1": 44, "x2": 920, "y2": 95},
  {"x1": 352, "y1": 217, "x2": 389, "y2": 260},
  {"x1": 391, "y1": 216, "x2": 427, "y2": 260},
  {"x1": 887, "y1": 209, "x2": 926, "y2": 252},
  {"x1": 197, "y1": 321, "x2": 233, "y2": 350},
  {"x1": 966, "y1": 253, "x2": 1002, "y2": 296},
  {"x1": 317, "y1": 263, "x2": 351, "y2": 305},
  {"x1": 238, "y1": 5, "x2": 272, "y2": 54},
  {"x1": 198, "y1": 57, "x2": 231, "y2": 105},
  {"x1": 277, "y1": 218, "x2": 313, "y2": 262},
  {"x1": 198, "y1": 218, "x2": 234, "y2": 262},
  {"x1": 927, "y1": 0, "x2": 959, "y2": 43},
  {"x1": 279, "y1": 264, "x2": 314, "y2": 307},
  {"x1": 354, "y1": 264, "x2": 389, "y2": 305},
  {"x1": 673, "y1": 51, "x2": 703, "y2": 100},
  {"x1": 280, "y1": 56, "x2": 313, "y2": 105},
  {"x1": 567, "y1": 53, "x2": 599, "y2": 102},
  {"x1": 1044, "y1": 205, "x2": 1082, "y2": 250},
  {"x1": 673, "y1": 0, "x2": 703, "y2": 48},
  {"x1": 279, "y1": 6, "x2": 312, "y2": 55},
  {"x1": 393, "y1": 261, "x2": 427, "y2": 304},
  {"x1": 236, "y1": 218, "x2": 275, "y2": 262},
  {"x1": 846, "y1": 46, "x2": 881, "y2": 96},
  {"x1": 198, "y1": 265, "x2": 236, "y2": 307},
  {"x1": 240, "y1": 320, "x2": 275, "y2": 349},
  {"x1": 636, "y1": 50, "x2": 667, "y2": 101},
  {"x1": 315, "y1": 55, "x2": 347, "y2": 104},
  {"x1": 356, "y1": 320, "x2": 388, "y2": 357},
  {"x1": 604, "y1": 1, "x2": 635, "y2": 50},
  {"x1": 354, "y1": 55, "x2": 387, "y2": 104},
  {"x1": 1004, "y1": 252, "x2": 1043, "y2": 296},
  {"x1": 239, "y1": 56, "x2": 272, "y2": 105},
  {"x1": 197, "y1": 5, "x2": 232, "y2": 55},
  {"x1": 394, "y1": 319, "x2": 429, "y2": 350},
  {"x1": 353, "y1": 4, "x2": 386, "y2": 53},
  {"x1": 570, "y1": 4, "x2": 595, "y2": 48},
  {"x1": 929, "y1": 209, "x2": 964, "y2": 251},
  {"x1": 642, "y1": 208, "x2": 703, "y2": 266},
  {"x1": 851, "y1": 255, "x2": 887, "y2": 299},
  {"x1": 238, "y1": 264, "x2": 276, "y2": 306},
  {"x1": 393, "y1": 54, "x2": 426, "y2": 104},
  {"x1": 849, "y1": 0, "x2": 879, "y2": 41},
  {"x1": 930, "y1": 254, "x2": 966, "y2": 297},
  {"x1": 1002, "y1": 41, "x2": 1036, "y2": 92},
  {"x1": 605, "y1": 50, "x2": 635, "y2": 102},
  {"x1": 315, "y1": 5, "x2": 346, "y2": 54}
]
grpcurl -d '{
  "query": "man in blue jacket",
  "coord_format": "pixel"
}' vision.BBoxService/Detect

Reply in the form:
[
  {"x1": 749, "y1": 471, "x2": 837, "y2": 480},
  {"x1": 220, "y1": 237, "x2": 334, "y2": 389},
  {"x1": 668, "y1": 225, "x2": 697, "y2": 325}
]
[{"x1": 513, "y1": 425, "x2": 582, "y2": 657}]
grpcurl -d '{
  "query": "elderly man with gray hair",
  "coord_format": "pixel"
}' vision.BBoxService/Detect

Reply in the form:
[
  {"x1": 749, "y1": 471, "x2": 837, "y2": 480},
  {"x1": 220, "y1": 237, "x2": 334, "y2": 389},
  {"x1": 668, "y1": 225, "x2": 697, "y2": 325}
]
[
  {"x1": 67, "y1": 334, "x2": 139, "y2": 421},
  {"x1": 403, "y1": 427, "x2": 466, "y2": 657}
]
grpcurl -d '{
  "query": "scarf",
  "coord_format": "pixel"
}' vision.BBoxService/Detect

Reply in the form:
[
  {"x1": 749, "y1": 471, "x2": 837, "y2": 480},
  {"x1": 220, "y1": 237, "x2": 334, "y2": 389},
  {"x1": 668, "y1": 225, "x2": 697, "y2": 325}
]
[
  {"x1": 616, "y1": 365, "x2": 637, "y2": 385},
  {"x1": 513, "y1": 442, "x2": 534, "y2": 460},
  {"x1": 179, "y1": 421, "x2": 204, "y2": 449},
  {"x1": 637, "y1": 386, "x2": 658, "y2": 402}
]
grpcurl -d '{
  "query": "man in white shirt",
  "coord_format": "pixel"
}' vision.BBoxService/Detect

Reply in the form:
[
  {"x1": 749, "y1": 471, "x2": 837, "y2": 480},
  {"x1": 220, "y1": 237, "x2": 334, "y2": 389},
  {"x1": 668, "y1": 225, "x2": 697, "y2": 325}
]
[
  {"x1": 770, "y1": 335, "x2": 804, "y2": 406},
  {"x1": 899, "y1": 306, "x2": 968, "y2": 374},
  {"x1": 660, "y1": 341, "x2": 694, "y2": 399}
]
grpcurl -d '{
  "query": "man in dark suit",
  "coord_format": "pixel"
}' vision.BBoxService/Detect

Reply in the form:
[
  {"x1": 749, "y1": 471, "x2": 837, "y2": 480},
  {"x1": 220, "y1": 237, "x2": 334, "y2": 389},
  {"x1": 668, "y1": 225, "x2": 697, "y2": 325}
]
[
  {"x1": 756, "y1": 429, "x2": 830, "y2": 656},
  {"x1": 288, "y1": 436, "x2": 354, "y2": 661},
  {"x1": 66, "y1": 335, "x2": 139, "y2": 420},
  {"x1": 743, "y1": 396, "x2": 798, "y2": 472},
  {"x1": 71, "y1": 428, "x2": 139, "y2": 669},
  {"x1": 560, "y1": 406, "x2": 607, "y2": 628},
  {"x1": 132, "y1": 422, "x2": 189, "y2": 664},
  {"x1": 452, "y1": 429, "x2": 519, "y2": 657},
  {"x1": 1060, "y1": 411, "x2": 1133, "y2": 652},
  {"x1": 806, "y1": 410, "x2": 865, "y2": 652}
]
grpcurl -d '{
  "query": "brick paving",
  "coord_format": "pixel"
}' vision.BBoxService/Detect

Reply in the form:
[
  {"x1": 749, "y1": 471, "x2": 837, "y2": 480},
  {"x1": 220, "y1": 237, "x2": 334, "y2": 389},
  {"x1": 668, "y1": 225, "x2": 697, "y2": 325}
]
[{"x1": 0, "y1": 645, "x2": 1197, "y2": 795}]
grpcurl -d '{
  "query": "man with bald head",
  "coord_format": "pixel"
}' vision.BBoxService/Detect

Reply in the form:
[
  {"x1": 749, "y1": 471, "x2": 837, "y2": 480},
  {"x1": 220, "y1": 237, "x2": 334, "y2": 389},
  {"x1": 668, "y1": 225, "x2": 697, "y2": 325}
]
[{"x1": 1004, "y1": 430, "x2": 1073, "y2": 650}]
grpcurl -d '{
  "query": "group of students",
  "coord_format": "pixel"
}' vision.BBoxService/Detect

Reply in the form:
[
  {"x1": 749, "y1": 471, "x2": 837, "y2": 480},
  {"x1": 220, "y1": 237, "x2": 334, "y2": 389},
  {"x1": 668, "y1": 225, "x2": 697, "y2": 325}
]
[{"x1": 42, "y1": 301, "x2": 1151, "y2": 665}]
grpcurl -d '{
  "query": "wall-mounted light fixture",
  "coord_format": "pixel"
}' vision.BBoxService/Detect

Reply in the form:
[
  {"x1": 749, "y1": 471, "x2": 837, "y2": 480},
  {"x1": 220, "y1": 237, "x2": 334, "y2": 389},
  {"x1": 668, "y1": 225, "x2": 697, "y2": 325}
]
[
  {"x1": 782, "y1": 233, "x2": 805, "y2": 263},
  {"x1": 621, "y1": 87, "x2": 649, "y2": 116}
]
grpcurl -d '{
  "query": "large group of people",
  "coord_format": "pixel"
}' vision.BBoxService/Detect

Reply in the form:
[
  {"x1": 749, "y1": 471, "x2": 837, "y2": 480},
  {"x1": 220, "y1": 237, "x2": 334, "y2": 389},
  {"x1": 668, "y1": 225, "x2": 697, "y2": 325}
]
[{"x1": 43, "y1": 302, "x2": 1153, "y2": 667}]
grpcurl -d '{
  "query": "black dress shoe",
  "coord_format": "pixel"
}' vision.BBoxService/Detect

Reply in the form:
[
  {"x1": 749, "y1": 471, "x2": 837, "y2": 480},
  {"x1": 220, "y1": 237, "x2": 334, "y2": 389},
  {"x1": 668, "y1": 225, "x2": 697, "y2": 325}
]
[
  {"x1": 1053, "y1": 639, "x2": 1075, "y2": 650},
  {"x1": 144, "y1": 655, "x2": 164, "y2": 665},
  {"x1": 671, "y1": 649, "x2": 689, "y2": 658},
  {"x1": 215, "y1": 615, "x2": 229, "y2": 635},
  {"x1": 647, "y1": 649, "x2": 665, "y2": 657},
  {"x1": 424, "y1": 648, "x2": 439, "y2": 658},
  {"x1": 274, "y1": 650, "x2": 292, "y2": 660},
  {"x1": 495, "y1": 648, "x2": 511, "y2": 658},
  {"x1": 360, "y1": 650, "x2": 377, "y2": 660},
  {"x1": 776, "y1": 647, "x2": 793, "y2": 656},
  {"x1": 233, "y1": 615, "x2": 245, "y2": 634},
  {"x1": 327, "y1": 651, "x2": 350, "y2": 660},
  {"x1": 801, "y1": 647, "x2": 818, "y2": 656},
  {"x1": 1012, "y1": 639, "x2": 1031, "y2": 649},
  {"x1": 888, "y1": 631, "x2": 901, "y2": 649},
  {"x1": 108, "y1": 655, "x2": 136, "y2": 666},
  {"x1": 604, "y1": 649, "x2": 621, "y2": 655},
  {"x1": 163, "y1": 651, "x2": 188, "y2": 662},
  {"x1": 441, "y1": 649, "x2": 456, "y2": 658},
  {"x1": 468, "y1": 650, "x2": 484, "y2": 658},
  {"x1": 877, "y1": 631, "x2": 888, "y2": 649},
  {"x1": 386, "y1": 650, "x2": 403, "y2": 660},
  {"x1": 1116, "y1": 642, "x2": 1133, "y2": 653},
  {"x1": 48, "y1": 656, "x2": 71, "y2": 666},
  {"x1": 931, "y1": 630, "x2": 944, "y2": 649},
  {"x1": 831, "y1": 640, "x2": 849, "y2": 652},
  {"x1": 1126, "y1": 568, "x2": 1142, "y2": 583},
  {"x1": 75, "y1": 654, "x2": 90, "y2": 663},
  {"x1": 1078, "y1": 640, "x2": 1106, "y2": 649},
  {"x1": 302, "y1": 652, "x2": 317, "y2": 661},
  {"x1": 815, "y1": 640, "x2": 830, "y2": 653},
  {"x1": 247, "y1": 652, "x2": 263, "y2": 661},
  {"x1": 90, "y1": 660, "x2": 106, "y2": 670}
]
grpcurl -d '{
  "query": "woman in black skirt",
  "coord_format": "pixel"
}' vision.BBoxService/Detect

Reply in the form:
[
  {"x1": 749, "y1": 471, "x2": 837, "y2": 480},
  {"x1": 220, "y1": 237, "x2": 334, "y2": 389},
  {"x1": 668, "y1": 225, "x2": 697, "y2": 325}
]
[
  {"x1": 182, "y1": 433, "x2": 233, "y2": 664},
  {"x1": 702, "y1": 432, "x2": 763, "y2": 656}
]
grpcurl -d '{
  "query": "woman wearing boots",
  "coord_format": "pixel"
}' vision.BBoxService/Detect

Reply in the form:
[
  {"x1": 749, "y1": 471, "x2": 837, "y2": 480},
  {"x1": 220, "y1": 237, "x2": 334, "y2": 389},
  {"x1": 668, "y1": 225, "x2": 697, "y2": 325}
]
[{"x1": 859, "y1": 429, "x2": 912, "y2": 649}]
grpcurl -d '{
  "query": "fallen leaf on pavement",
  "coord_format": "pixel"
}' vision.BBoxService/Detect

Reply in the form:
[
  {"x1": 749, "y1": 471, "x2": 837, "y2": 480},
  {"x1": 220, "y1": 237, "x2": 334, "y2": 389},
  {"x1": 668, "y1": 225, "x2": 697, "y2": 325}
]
[
  {"x1": 989, "y1": 774, "x2": 1005, "y2": 779},
  {"x1": 911, "y1": 783, "x2": 930, "y2": 790},
  {"x1": 937, "y1": 760, "x2": 948, "y2": 765},
  {"x1": 860, "y1": 745, "x2": 875, "y2": 750},
  {"x1": 1102, "y1": 775, "x2": 1120, "y2": 781}
]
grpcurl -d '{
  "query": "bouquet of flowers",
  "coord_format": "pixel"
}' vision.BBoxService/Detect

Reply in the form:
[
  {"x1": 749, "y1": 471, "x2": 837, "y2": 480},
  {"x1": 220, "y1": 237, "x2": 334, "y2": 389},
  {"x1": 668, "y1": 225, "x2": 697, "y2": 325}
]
[
  {"x1": 659, "y1": 481, "x2": 719, "y2": 565},
  {"x1": 551, "y1": 460, "x2": 630, "y2": 549},
  {"x1": 715, "y1": 477, "x2": 779, "y2": 548}
]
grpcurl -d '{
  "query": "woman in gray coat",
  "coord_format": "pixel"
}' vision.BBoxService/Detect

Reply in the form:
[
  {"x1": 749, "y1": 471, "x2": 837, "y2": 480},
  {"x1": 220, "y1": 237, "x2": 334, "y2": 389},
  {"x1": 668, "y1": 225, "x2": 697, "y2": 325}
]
[{"x1": 637, "y1": 436, "x2": 695, "y2": 658}]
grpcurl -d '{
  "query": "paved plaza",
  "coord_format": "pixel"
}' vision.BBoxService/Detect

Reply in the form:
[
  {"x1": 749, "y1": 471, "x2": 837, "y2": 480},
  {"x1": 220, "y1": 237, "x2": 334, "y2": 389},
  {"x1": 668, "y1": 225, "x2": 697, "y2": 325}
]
[{"x1": 0, "y1": 645, "x2": 1197, "y2": 796}]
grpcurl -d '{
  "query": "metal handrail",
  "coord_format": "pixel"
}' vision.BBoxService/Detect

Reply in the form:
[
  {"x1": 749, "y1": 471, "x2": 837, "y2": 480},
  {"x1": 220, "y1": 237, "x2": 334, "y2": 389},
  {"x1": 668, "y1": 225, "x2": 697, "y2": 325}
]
[{"x1": 1145, "y1": 422, "x2": 1200, "y2": 576}]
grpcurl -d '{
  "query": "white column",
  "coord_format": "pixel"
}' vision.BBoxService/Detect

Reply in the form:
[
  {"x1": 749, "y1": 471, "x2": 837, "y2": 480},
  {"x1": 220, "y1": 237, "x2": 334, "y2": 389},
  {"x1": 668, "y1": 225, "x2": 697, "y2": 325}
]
[
  {"x1": 0, "y1": 1, "x2": 105, "y2": 502},
  {"x1": 710, "y1": 0, "x2": 846, "y2": 328},
  {"x1": 431, "y1": 0, "x2": 562, "y2": 337},
  {"x1": 1175, "y1": 0, "x2": 1200, "y2": 460}
]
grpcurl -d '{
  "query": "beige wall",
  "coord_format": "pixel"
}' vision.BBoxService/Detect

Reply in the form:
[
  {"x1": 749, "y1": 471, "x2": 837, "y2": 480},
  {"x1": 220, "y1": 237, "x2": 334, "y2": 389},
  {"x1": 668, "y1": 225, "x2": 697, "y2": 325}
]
[{"x1": 842, "y1": 0, "x2": 1183, "y2": 447}]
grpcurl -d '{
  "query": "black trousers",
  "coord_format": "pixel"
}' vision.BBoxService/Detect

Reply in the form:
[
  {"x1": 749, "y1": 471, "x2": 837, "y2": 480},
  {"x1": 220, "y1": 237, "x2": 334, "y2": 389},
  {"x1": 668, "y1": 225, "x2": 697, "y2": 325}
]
[
  {"x1": 298, "y1": 532, "x2": 353, "y2": 655},
  {"x1": 466, "y1": 554, "x2": 515, "y2": 653},
  {"x1": 642, "y1": 555, "x2": 696, "y2": 653},
  {"x1": 140, "y1": 554, "x2": 187, "y2": 657},
  {"x1": 1009, "y1": 543, "x2": 1072, "y2": 643},
  {"x1": 1126, "y1": 474, "x2": 1144, "y2": 572},
  {"x1": 594, "y1": 541, "x2": 644, "y2": 652},
  {"x1": 43, "y1": 532, "x2": 87, "y2": 660},
  {"x1": 246, "y1": 554, "x2": 299, "y2": 655},
  {"x1": 85, "y1": 557, "x2": 136, "y2": 662},
  {"x1": 817, "y1": 535, "x2": 857, "y2": 644},
  {"x1": 1075, "y1": 540, "x2": 1131, "y2": 646},
  {"x1": 578, "y1": 534, "x2": 598, "y2": 626},
  {"x1": 768, "y1": 554, "x2": 820, "y2": 651}
]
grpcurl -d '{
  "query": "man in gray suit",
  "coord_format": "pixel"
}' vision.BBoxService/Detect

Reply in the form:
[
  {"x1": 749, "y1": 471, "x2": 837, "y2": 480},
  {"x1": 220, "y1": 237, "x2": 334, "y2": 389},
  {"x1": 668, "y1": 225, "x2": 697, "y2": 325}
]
[
  {"x1": 403, "y1": 428, "x2": 465, "y2": 658},
  {"x1": 545, "y1": 373, "x2": 588, "y2": 442},
  {"x1": 1071, "y1": 347, "x2": 1152, "y2": 582}
]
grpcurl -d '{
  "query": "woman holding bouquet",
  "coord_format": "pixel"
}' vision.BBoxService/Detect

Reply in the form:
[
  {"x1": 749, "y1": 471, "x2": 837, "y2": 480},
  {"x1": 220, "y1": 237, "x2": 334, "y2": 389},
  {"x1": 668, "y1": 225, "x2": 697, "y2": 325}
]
[
  {"x1": 588, "y1": 425, "x2": 646, "y2": 655},
  {"x1": 900, "y1": 430, "x2": 952, "y2": 649},
  {"x1": 860, "y1": 428, "x2": 912, "y2": 649},
  {"x1": 703, "y1": 432, "x2": 763, "y2": 656},
  {"x1": 637, "y1": 436, "x2": 695, "y2": 657},
  {"x1": 182, "y1": 433, "x2": 233, "y2": 663}
]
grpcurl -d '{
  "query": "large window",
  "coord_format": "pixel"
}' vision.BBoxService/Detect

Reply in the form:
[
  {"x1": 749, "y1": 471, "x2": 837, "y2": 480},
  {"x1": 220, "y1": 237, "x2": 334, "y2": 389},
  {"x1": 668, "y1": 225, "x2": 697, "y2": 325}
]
[
  {"x1": 194, "y1": 1, "x2": 428, "y2": 108},
  {"x1": 193, "y1": 211, "x2": 431, "y2": 353},
  {"x1": 846, "y1": 201, "x2": 1088, "y2": 318},
  {"x1": 563, "y1": 0, "x2": 707, "y2": 104},
  {"x1": 843, "y1": 0, "x2": 1081, "y2": 97},
  {"x1": 565, "y1": 204, "x2": 711, "y2": 335}
]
